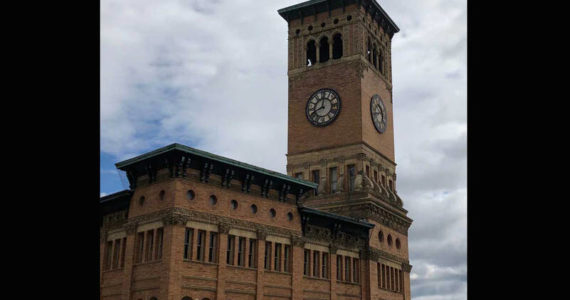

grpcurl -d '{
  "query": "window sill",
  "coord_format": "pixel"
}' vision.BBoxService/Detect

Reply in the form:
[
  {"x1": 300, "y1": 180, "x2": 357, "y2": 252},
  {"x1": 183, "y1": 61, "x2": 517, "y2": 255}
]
[
  {"x1": 265, "y1": 270, "x2": 292, "y2": 275},
  {"x1": 227, "y1": 264, "x2": 257, "y2": 271},
  {"x1": 183, "y1": 259, "x2": 218, "y2": 266},
  {"x1": 133, "y1": 259, "x2": 162, "y2": 266},
  {"x1": 102, "y1": 268, "x2": 124, "y2": 273},
  {"x1": 378, "y1": 288, "x2": 403, "y2": 294},
  {"x1": 337, "y1": 280, "x2": 361, "y2": 286},
  {"x1": 303, "y1": 275, "x2": 329, "y2": 281}
]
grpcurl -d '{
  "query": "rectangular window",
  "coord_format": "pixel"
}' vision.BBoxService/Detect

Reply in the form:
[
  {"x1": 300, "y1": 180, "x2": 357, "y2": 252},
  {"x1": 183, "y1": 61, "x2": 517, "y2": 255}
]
[
  {"x1": 336, "y1": 255, "x2": 342, "y2": 280},
  {"x1": 238, "y1": 237, "x2": 246, "y2": 266},
  {"x1": 304, "y1": 249, "x2": 310, "y2": 276},
  {"x1": 382, "y1": 264, "x2": 386, "y2": 289},
  {"x1": 374, "y1": 170, "x2": 378, "y2": 183},
  {"x1": 313, "y1": 251, "x2": 320, "y2": 277},
  {"x1": 390, "y1": 267, "x2": 394, "y2": 290},
  {"x1": 184, "y1": 228, "x2": 193, "y2": 260},
  {"x1": 347, "y1": 164, "x2": 355, "y2": 191},
  {"x1": 248, "y1": 239, "x2": 257, "y2": 268},
  {"x1": 155, "y1": 228, "x2": 163, "y2": 260},
  {"x1": 399, "y1": 270, "x2": 403, "y2": 293},
  {"x1": 382, "y1": 175, "x2": 386, "y2": 187},
  {"x1": 366, "y1": 165, "x2": 370, "y2": 178},
  {"x1": 353, "y1": 258, "x2": 359, "y2": 283},
  {"x1": 345, "y1": 256, "x2": 351, "y2": 282},
  {"x1": 112, "y1": 239, "x2": 121, "y2": 269},
  {"x1": 312, "y1": 170, "x2": 320, "y2": 195},
  {"x1": 322, "y1": 253, "x2": 328, "y2": 278},
  {"x1": 227, "y1": 235, "x2": 235, "y2": 265},
  {"x1": 136, "y1": 232, "x2": 144, "y2": 263},
  {"x1": 274, "y1": 243, "x2": 282, "y2": 271},
  {"x1": 284, "y1": 245, "x2": 291, "y2": 273},
  {"x1": 208, "y1": 232, "x2": 218, "y2": 263},
  {"x1": 105, "y1": 241, "x2": 113, "y2": 270},
  {"x1": 264, "y1": 242, "x2": 272, "y2": 270},
  {"x1": 330, "y1": 167, "x2": 338, "y2": 193},
  {"x1": 145, "y1": 230, "x2": 154, "y2": 262},
  {"x1": 377, "y1": 263, "x2": 381, "y2": 287},
  {"x1": 196, "y1": 230, "x2": 206, "y2": 261},
  {"x1": 395, "y1": 268, "x2": 399, "y2": 291},
  {"x1": 120, "y1": 237, "x2": 126, "y2": 268},
  {"x1": 295, "y1": 172, "x2": 303, "y2": 179}
]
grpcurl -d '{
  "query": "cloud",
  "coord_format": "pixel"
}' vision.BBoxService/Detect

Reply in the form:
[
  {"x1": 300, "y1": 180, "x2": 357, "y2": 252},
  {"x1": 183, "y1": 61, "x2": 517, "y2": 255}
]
[{"x1": 101, "y1": 0, "x2": 466, "y2": 299}]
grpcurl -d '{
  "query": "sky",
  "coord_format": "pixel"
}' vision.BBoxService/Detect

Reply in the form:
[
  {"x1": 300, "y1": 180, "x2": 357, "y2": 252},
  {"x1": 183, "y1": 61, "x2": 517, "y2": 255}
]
[{"x1": 100, "y1": 0, "x2": 466, "y2": 299}]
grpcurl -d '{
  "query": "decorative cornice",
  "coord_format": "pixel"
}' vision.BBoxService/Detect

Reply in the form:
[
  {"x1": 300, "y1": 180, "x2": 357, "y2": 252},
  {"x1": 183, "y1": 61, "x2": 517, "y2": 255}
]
[
  {"x1": 402, "y1": 262, "x2": 412, "y2": 272},
  {"x1": 119, "y1": 207, "x2": 302, "y2": 239},
  {"x1": 219, "y1": 222, "x2": 231, "y2": 234},
  {"x1": 123, "y1": 222, "x2": 138, "y2": 235},
  {"x1": 370, "y1": 247, "x2": 408, "y2": 264},
  {"x1": 291, "y1": 235, "x2": 305, "y2": 247}
]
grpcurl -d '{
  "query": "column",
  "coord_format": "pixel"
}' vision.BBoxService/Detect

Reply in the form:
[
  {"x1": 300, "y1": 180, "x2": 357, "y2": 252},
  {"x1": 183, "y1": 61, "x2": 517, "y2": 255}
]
[
  {"x1": 256, "y1": 230, "x2": 267, "y2": 300},
  {"x1": 164, "y1": 219, "x2": 187, "y2": 300},
  {"x1": 217, "y1": 223, "x2": 230, "y2": 300},
  {"x1": 330, "y1": 246, "x2": 338, "y2": 300},
  {"x1": 291, "y1": 237, "x2": 304, "y2": 300},
  {"x1": 120, "y1": 223, "x2": 137, "y2": 300}
]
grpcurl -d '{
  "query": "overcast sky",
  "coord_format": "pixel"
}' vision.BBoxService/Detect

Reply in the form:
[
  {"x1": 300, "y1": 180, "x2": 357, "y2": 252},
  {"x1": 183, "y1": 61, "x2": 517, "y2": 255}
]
[{"x1": 100, "y1": 0, "x2": 466, "y2": 299}]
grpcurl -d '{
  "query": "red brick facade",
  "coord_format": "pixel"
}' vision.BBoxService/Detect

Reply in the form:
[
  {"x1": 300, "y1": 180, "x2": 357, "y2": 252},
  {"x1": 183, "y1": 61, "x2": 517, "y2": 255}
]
[{"x1": 100, "y1": 1, "x2": 412, "y2": 300}]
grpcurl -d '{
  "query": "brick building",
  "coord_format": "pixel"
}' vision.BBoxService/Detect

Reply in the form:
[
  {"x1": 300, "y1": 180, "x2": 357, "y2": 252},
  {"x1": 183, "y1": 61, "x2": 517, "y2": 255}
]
[{"x1": 100, "y1": 1, "x2": 413, "y2": 300}]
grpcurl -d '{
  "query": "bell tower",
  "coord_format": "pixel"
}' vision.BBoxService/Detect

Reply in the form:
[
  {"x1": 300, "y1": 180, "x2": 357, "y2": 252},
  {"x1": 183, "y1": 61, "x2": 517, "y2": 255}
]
[
  {"x1": 279, "y1": 2, "x2": 413, "y2": 299},
  {"x1": 279, "y1": 0, "x2": 404, "y2": 208}
]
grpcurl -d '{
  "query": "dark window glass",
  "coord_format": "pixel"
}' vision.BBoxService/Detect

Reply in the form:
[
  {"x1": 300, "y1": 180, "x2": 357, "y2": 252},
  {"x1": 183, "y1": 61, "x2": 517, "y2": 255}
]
[
  {"x1": 284, "y1": 245, "x2": 291, "y2": 273},
  {"x1": 348, "y1": 165, "x2": 355, "y2": 192},
  {"x1": 136, "y1": 232, "x2": 144, "y2": 263},
  {"x1": 336, "y1": 255, "x2": 342, "y2": 280},
  {"x1": 227, "y1": 235, "x2": 235, "y2": 265},
  {"x1": 319, "y1": 36, "x2": 329, "y2": 62},
  {"x1": 208, "y1": 232, "x2": 218, "y2": 262},
  {"x1": 196, "y1": 230, "x2": 206, "y2": 261},
  {"x1": 274, "y1": 243, "x2": 282, "y2": 271},
  {"x1": 307, "y1": 40, "x2": 316, "y2": 66},
  {"x1": 264, "y1": 242, "x2": 272, "y2": 270},
  {"x1": 304, "y1": 249, "x2": 310, "y2": 276},
  {"x1": 313, "y1": 251, "x2": 320, "y2": 277},
  {"x1": 312, "y1": 170, "x2": 320, "y2": 195},
  {"x1": 332, "y1": 33, "x2": 343, "y2": 59},
  {"x1": 322, "y1": 253, "x2": 328, "y2": 278},
  {"x1": 146, "y1": 230, "x2": 154, "y2": 261},
  {"x1": 345, "y1": 256, "x2": 351, "y2": 282},
  {"x1": 184, "y1": 228, "x2": 193, "y2": 260},
  {"x1": 248, "y1": 239, "x2": 257, "y2": 268},
  {"x1": 155, "y1": 228, "x2": 163, "y2": 260},
  {"x1": 238, "y1": 237, "x2": 246, "y2": 266}
]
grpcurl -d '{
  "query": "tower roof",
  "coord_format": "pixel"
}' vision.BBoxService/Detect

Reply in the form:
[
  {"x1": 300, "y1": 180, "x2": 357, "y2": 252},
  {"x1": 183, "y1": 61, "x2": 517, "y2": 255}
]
[{"x1": 278, "y1": 0, "x2": 399, "y2": 36}]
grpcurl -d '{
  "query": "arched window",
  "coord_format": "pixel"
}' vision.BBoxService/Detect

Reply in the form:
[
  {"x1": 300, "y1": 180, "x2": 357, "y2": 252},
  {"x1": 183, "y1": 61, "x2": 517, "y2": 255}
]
[
  {"x1": 332, "y1": 33, "x2": 343, "y2": 59},
  {"x1": 379, "y1": 51, "x2": 384, "y2": 74},
  {"x1": 367, "y1": 38, "x2": 372, "y2": 62},
  {"x1": 181, "y1": 297, "x2": 192, "y2": 300},
  {"x1": 306, "y1": 40, "x2": 316, "y2": 66},
  {"x1": 372, "y1": 44, "x2": 378, "y2": 69},
  {"x1": 319, "y1": 36, "x2": 330, "y2": 63}
]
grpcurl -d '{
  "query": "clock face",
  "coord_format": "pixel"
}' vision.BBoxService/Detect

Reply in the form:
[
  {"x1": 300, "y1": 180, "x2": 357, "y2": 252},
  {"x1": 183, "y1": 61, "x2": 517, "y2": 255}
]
[
  {"x1": 306, "y1": 88, "x2": 341, "y2": 127},
  {"x1": 370, "y1": 94, "x2": 388, "y2": 133}
]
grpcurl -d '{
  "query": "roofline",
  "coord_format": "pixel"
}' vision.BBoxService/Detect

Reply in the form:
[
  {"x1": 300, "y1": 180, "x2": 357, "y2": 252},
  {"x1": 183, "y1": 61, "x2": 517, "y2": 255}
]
[
  {"x1": 100, "y1": 189, "x2": 132, "y2": 204},
  {"x1": 300, "y1": 206, "x2": 375, "y2": 228},
  {"x1": 278, "y1": 0, "x2": 399, "y2": 33},
  {"x1": 115, "y1": 143, "x2": 318, "y2": 189}
]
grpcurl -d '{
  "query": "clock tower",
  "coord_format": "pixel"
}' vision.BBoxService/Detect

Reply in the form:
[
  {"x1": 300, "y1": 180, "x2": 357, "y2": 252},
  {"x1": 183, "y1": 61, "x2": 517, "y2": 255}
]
[{"x1": 279, "y1": 1, "x2": 413, "y2": 298}]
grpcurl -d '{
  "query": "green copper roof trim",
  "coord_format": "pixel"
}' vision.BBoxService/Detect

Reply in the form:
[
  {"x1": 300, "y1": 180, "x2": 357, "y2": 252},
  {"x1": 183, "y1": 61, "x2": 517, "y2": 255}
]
[
  {"x1": 300, "y1": 206, "x2": 375, "y2": 228},
  {"x1": 277, "y1": 0, "x2": 399, "y2": 33},
  {"x1": 115, "y1": 143, "x2": 318, "y2": 189}
]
